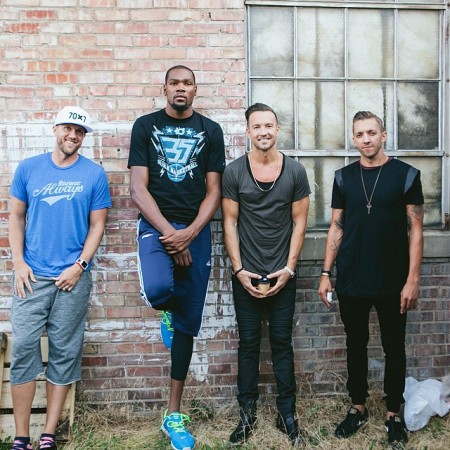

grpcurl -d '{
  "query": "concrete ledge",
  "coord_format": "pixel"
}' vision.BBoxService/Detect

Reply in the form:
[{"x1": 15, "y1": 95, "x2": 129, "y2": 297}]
[{"x1": 301, "y1": 230, "x2": 450, "y2": 261}]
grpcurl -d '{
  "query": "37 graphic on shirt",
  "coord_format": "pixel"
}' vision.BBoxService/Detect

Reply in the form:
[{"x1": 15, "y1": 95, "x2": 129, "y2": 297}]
[{"x1": 152, "y1": 125, "x2": 205, "y2": 182}]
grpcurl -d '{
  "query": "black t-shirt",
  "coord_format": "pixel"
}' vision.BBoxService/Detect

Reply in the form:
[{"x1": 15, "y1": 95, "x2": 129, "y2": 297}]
[
  {"x1": 128, "y1": 109, "x2": 225, "y2": 224},
  {"x1": 331, "y1": 158, "x2": 424, "y2": 298}
]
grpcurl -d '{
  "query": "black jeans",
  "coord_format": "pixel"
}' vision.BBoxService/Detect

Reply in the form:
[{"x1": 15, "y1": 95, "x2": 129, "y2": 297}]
[
  {"x1": 232, "y1": 277, "x2": 297, "y2": 417},
  {"x1": 338, "y1": 295, "x2": 407, "y2": 413}
]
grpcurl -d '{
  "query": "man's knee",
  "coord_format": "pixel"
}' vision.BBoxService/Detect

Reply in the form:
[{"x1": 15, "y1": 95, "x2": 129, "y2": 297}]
[
  {"x1": 239, "y1": 335, "x2": 261, "y2": 352},
  {"x1": 141, "y1": 281, "x2": 174, "y2": 309},
  {"x1": 269, "y1": 333, "x2": 292, "y2": 350}
]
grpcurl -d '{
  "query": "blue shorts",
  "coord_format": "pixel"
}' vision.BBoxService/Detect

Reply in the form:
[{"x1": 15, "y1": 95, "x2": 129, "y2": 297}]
[
  {"x1": 136, "y1": 217, "x2": 211, "y2": 336},
  {"x1": 10, "y1": 273, "x2": 92, "y2": 386}
]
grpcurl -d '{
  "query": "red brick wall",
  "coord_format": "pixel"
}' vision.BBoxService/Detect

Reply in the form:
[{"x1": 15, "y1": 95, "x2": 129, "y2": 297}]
[{"x1": 1, "y1": 1, "x2": 448, "y2": 408}]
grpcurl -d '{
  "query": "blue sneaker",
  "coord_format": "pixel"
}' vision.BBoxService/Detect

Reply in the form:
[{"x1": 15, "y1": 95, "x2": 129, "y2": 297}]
[
  {"x1": 161, "y1": 409, "x2": 195, "y2": 450},
  {"x1": 160, "y1": 310, "x2": 174, "y2": 349}
]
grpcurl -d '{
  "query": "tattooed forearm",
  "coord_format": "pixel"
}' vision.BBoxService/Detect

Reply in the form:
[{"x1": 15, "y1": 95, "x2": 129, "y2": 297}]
[
  {"x1": 406, "y1": 204, "x2": 424, "y2": 231},
  {"x1": 334, "y1": 210, "x2": 345, "y2": 231},
  {"x1": 330, "y1": 237, "x2": 342, "y2": 252},
  {"x1": 330, "y1": 210, "x2": 344, "y2": 252}
]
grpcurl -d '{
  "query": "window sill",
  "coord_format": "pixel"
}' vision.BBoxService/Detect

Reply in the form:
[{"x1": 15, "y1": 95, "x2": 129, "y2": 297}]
[{"x1": 301, "y1": 229, "x2": 450, "y2": 260}]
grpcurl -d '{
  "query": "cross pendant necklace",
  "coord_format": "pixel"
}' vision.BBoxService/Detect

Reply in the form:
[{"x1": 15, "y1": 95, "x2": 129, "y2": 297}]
[{"x1": 360, "y1": 164, "x2": 383, "y2": 215}]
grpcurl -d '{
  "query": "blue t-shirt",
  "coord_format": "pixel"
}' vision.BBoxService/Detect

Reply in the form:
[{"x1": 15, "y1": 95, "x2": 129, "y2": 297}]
[{"x1": 10, "y1": 153, "x2": 111, "y2": 277}]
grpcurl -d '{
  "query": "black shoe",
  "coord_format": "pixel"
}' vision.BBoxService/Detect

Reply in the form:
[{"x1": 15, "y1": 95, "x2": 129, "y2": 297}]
[
  {"x1": 335, "y1": 406, "x2": 369, "y2": 438},
  {"x1": 229, "y1": 409, "x2": 257, "y2": 444},
  {"x1": 276, "y1": 412, "x2": 303, "y2": 445},
  {"x1": 385, "y1": 415, "x2": 408, "y2": 449}
]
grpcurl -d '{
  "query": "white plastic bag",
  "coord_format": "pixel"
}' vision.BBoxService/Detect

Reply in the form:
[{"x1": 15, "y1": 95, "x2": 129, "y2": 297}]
[{"x1": 403, "y1": 376, "x2": 450, "y2": 431}]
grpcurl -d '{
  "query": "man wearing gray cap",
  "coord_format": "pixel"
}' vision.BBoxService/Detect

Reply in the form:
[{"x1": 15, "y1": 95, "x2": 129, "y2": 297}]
[{"x1": 8, "y1": 106, "x2": 111, "y2": 450}]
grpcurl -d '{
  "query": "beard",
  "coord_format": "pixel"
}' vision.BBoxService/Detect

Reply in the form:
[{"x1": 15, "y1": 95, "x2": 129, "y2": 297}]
[
  {"x1": 56, "y1": 137, "x2": 80, "y2": 157},
  {"x1": 170, "y1": 101, "x2": 192, "y2": 112}
]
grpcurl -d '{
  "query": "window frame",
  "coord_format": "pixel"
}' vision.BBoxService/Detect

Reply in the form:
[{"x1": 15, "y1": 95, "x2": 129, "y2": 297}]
[{"x1": 246, "y1": 0, "x2": 449, "y2": 227}]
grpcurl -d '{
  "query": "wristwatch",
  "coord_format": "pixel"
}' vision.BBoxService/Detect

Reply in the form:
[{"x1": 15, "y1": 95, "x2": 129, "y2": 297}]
[{"x1": 76, "y1": 258, "x2": 88, "y2": 271}]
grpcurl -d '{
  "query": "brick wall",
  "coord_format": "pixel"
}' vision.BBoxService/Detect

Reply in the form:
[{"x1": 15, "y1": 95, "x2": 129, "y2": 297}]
[{"x1": 0, "y1": 1, "x2": 448, "y2": 409}]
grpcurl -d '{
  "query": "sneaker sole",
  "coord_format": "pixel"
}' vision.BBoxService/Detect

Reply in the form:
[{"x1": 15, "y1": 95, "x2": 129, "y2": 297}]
[
  {"x1": 162, "y1": 338, "x2": 173, "y2": 349},
  {"x1": 160, "y1": 314, "x2": 174, "y2": 349}
]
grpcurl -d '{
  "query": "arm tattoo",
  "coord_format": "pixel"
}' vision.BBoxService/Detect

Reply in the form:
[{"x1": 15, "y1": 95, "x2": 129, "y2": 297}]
[
  {"x1": 406, "y1": 204, "x2": 424, "y2": 231},
  {"x1": 335, "y1": 210, "x2": 345, "y2": 231},
  {"x1": 330, "y1": 238, "x2": 342, "y2": 252},
  {"x1": 330, "y1": 210, "x2": 344, "y2": 252}
]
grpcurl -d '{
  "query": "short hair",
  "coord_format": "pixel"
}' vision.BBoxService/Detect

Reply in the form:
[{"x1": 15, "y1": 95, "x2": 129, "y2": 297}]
[
  {"x1": 245, "y1": 103, "x2": 278, "y2": 124},
  {"x1": 352, "y1": 111, "x2": 385, "y2": 133},
  {"x1": 164, "y1": 65, "x2": 196, "y2": 84}
]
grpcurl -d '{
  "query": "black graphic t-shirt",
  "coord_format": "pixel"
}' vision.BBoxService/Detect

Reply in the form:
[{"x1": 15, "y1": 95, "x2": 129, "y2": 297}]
[{"x1": 128, "y1": 109, "x2": 225, "y2": 224}]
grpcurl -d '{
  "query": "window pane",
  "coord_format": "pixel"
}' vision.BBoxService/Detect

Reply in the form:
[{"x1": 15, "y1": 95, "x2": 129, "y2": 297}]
[
  {"x1": 398, "y1": 11, "x2": 439, "y2": 79},
  {"x1": 298, "y1": 8, "x2": 345, "y2": 78},
  {"x1": 249, "y1": 7, "x2": 294, "y2": 77},
  {"x1": 298, "y1": 82, "x2": 345, "y2": 150},
  {"x1": 251, "y1": 80, "x2": 295, "y2": 149},
  {"x1": 298, "y1": 157, "x2": 346, "y2": 228},
  {"x1": 398, "y1": 83, "x2": 439, "y2": 150},
  {"x1": 400, "y1": 157, "x2": 441, "y2": 227},
  {"x1": 348, "y1": 9, "x2": 394, "y2": 79},
  {"x1": 347, "y1": 81, "x2": 394, "y2": 151}
]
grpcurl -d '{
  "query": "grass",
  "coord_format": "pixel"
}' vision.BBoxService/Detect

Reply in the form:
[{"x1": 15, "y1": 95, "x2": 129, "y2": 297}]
[
  {"x1": 1, "y1": 382, "x2": 448, "y2": 449},
  {"x1": 58, "y1": 392, "x2": 449, "y2": 449}
]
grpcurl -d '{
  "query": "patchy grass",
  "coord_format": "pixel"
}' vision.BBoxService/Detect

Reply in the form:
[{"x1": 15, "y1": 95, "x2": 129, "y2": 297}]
[
  {"x1": 1, "y1": 378, "x2": 448, "y2": 450},
  {"x1": 58, "y1": 393, "x2": 449, "y2": 450}
]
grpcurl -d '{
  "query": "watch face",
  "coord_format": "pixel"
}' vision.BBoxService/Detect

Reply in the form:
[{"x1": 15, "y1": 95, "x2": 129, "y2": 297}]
[{"x1": 78, "y1": 259, "x2": 88, "y2": 269}]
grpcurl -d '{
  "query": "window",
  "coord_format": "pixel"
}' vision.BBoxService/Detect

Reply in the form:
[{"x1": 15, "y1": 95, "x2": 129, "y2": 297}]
[{"x1": 247, "y1": 0, "x2": 446, "y2": 228}]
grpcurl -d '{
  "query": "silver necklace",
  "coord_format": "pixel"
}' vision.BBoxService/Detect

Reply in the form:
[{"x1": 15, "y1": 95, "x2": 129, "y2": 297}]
[
  {"x1": 248, "y1": 152, "x2": 281, "y2": 192},
  {"x1": 360, "y1": 164, "x2": 383, "y2": 215}
]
